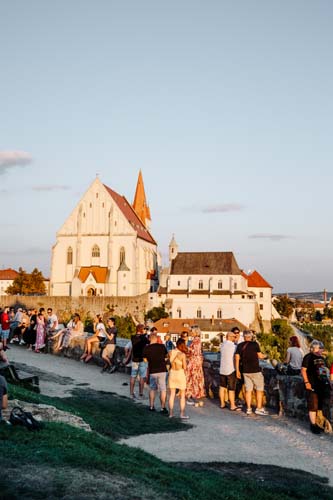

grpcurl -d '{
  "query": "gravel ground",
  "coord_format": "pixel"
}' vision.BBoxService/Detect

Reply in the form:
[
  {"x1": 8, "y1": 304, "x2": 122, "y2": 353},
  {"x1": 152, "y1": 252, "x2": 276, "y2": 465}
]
[{"x1": 7, "y1": 345, "x2": 333, "y2": 485}]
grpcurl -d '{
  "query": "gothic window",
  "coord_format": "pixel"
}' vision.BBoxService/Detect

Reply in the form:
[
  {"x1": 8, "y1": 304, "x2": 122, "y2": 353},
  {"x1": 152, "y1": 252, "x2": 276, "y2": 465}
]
[
  {"x1": 217, "y1": 308, "x2": 222, "y2": 319},
  {"x1": 198, "y1": 280, "x2": 203, "y2": 290},
  {"x1": 120, "y1": 247, "x2": 125, "y2": 264},
  {"x1": 197, "y1": 307, "x2": 202, "y2": 319},
  {"x1": 177, "y1": 307, "x2": 181, "y2": 318},
  {"x1": 67, "y1": 247, "x2": 73, "y2": 265},
  {"x1": 218, "y1": 280, "x2": 223, "y2": 289},
  {"x1": 234, "y1": 282, "x2": 237, "y2": 290},
  {"x1": 92, "y1": 245, "x2": 100, "y2": 258}
]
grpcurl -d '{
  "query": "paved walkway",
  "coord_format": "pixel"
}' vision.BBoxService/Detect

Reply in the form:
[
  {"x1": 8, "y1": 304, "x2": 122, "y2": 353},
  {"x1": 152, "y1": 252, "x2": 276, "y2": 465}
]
[{"x1": 7, "y1": 346, "x2": 333, "y2": 484}]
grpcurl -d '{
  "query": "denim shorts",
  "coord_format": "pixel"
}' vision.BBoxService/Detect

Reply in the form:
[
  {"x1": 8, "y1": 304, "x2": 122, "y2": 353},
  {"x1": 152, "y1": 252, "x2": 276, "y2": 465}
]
[
  {"x1": 149, "y1": 372, "x2": 167, "y2": 392},
  {"x1": 131, "y1": 361, "x2": 148, "y2": 378},
  {"x1": 1, "y1": 329, "x2": 10, "y2": 340}
]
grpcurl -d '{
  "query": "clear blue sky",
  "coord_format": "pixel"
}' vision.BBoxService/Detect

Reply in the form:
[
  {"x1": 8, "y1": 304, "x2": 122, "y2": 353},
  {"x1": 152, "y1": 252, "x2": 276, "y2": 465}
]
[{"x1": 1, "y1": 0, "x2": 332, "y2": 292}]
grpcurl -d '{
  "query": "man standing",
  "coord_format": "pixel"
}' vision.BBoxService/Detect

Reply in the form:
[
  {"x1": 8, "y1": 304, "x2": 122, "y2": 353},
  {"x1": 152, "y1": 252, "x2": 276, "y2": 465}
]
[
  {"x1": 1, "y1": 307, "x2": 10, "y2": 351},
  {"x1": 130, "y1": 324, "x2": 149, "y2": 399},
  {"x1": 235, "y1": 330, "x2": 268, "y2": 415},
  {"x1": 219, "y1": 331, "x2": 240, "y2": 411},
  {"x1": 143, "y1": 333, "x2": 168, "y2": 414}
]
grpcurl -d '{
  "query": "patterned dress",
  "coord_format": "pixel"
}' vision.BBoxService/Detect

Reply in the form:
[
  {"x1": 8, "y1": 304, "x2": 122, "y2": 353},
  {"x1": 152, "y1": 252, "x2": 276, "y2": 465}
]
[
  {"x1": 185, "y1": 337, "x2": 206, "y2": 399},
  {"x1": 35, "y1": 316, "x2": 46, "y2": 350}
]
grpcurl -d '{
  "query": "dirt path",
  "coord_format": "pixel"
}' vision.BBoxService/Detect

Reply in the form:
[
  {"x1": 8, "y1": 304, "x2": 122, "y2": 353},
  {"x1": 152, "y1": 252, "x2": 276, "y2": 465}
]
[{"x1": 7, "y1": 346, "x2": 333, "y2": 485}]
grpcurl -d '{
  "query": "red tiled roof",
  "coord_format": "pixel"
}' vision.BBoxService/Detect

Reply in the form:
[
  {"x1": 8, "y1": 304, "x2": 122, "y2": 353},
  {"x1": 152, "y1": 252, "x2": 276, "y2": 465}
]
[
  {"x1": 0, "y1": 268, "x2": 19, "y2": 280},
  {"x1": 153, "y1": 317, "x2": 247, "y2": 334},
  {"x1": 247, "y1": 270, "x2": 272, "y2": 288},
  {"x1": 103, "y1": 184, "x2": 156, "y2": 245},
  {"x1": 78, "y1": 266, "x2": 109, "y2": 284}
]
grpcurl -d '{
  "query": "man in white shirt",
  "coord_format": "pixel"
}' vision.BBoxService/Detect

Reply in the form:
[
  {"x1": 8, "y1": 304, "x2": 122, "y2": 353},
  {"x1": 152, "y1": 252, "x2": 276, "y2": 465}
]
[
  {"x1": 47, "y1": 308, "x2": 58, "y2": 333},
  {"x1": 219, "y1": 331, "x2": 241, "y2": 411}
]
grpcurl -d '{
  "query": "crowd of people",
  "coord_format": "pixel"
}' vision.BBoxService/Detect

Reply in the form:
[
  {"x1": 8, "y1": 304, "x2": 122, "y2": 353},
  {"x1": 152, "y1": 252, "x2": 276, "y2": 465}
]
[{"x1": 1, "y1": 306, "x2": 333, "y2": 431}]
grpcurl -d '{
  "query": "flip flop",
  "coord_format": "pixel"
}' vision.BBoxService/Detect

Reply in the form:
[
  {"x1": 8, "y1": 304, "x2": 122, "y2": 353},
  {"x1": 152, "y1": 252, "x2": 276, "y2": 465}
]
[{"x1": 230, "y1": 407, "x2": 242, "y2": 411}]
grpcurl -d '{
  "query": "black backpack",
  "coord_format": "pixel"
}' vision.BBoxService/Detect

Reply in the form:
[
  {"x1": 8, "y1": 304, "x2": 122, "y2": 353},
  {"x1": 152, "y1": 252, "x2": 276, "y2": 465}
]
[{"x1": 9, "y1": 406, "x2": 44, "y2": 431}]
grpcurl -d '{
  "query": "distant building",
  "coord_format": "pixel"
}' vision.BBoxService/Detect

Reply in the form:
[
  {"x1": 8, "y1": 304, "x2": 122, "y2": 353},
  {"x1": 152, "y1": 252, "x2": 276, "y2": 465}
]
[
  {"x1": 156, "y1": 237, "x2": 275, "y2": 332},
  {"x1": 50, "y1": 171, "x2": 159, "y2": 297},
  {"x1": 0, "y1": 268, "x2": 19, "y2": 296},
  {"x1": 153, "y1": 317, "x2": 247, "y2": 343}
]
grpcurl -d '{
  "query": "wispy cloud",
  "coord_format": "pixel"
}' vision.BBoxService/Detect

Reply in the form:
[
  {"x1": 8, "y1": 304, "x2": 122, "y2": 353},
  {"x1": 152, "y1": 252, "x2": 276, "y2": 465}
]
[
  {"x1": 0, "y1": 247, "x2": 49, "y2": 256},
  {"x1": 202, "y1": 203, "x2": 245, "y2": 213},
  {"x1": 32, "y1": 185, "x2": 71, "y2": 192},
  {"x1": 0, "y1": 151, "x2": 32, "y2": 175},
  {"x1": 248, "y1": 233, "x2": 292, "y2": 241}
]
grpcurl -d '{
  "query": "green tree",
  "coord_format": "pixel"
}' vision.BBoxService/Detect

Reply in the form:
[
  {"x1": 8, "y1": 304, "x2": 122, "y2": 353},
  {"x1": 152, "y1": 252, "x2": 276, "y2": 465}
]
[
  {"x1": 257, "y1": 319, "x2": 293, "y2": 361},
  {"x1": 6, "y1": 267, "x2": 46, "y2": 295},
  {"x1": 274, "y1": 295, "x2": 294, "y2": 318},
  {"x1": 114, "y1": 315, "x2": 136, "y2": 339},
  {"x1": 145, "y1": 305, "x2": 169, "y2": 323}
]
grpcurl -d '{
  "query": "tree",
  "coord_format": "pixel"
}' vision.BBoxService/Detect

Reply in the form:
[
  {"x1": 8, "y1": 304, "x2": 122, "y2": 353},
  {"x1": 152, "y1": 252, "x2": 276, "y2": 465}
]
[
  {"x1": 145, "y1": 305, "x2": 169, "y2": 323},
  {"x1": 274, "y1": 295, "x2": 294, "y2": 318},
  {"x1": 6, "y1": 267, "x2": 46, "y2": 295}
]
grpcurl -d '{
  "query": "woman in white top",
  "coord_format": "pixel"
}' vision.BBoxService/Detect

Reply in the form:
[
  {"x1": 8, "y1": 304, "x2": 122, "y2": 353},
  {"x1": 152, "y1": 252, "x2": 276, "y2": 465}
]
[
  {"x1": 80, "y1": 315, "x2": 105, "y2": 362},
  {"x1": 285, "y1": 336, "x2": 304, "y2": 374}
]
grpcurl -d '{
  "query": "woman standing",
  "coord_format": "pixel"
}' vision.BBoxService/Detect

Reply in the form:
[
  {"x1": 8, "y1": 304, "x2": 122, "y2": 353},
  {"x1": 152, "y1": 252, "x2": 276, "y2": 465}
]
[
  {"x1": 284, "y1": 336, "x2": 304, "y2": 374},
  {"x1": 168, "y1": 338, "x2": 189, "y2": 419},
  {"x1": 35, "y1": 310, "x2": 46, "y2": 353},
  {"x1": 185, "y1": 328, "x2": 206, "y2": 404}
]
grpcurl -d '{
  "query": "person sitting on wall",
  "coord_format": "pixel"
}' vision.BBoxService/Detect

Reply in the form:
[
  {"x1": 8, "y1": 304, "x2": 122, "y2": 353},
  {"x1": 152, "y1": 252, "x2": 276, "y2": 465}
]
[
  {"x1": 100, "y1": 318, "x2": 118, "y2": 373},
  {"x1": 52, "y1": 313, "x2": 84, "y2": 351},
  {"x1": 80, "y1": 315, "x2": 105, "y2": 363}
]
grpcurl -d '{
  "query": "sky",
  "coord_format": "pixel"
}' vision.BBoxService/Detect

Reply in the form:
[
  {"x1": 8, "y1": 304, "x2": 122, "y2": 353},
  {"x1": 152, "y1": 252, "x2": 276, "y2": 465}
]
[{"x1": 1, "y1": 0, "x2": 332, "y2": 293}]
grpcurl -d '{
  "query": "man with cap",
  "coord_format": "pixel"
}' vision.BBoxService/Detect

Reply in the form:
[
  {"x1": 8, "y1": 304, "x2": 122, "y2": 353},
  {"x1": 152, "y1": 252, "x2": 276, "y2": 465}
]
[{"x1": 235, "y1": 330, "x2": 268, "y2": 415}]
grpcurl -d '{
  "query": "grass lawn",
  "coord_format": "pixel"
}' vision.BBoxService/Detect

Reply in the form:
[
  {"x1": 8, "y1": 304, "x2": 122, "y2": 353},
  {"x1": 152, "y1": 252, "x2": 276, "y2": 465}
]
[{"x1": 0, "y1": 384, "x2": 332, "y2": 499}]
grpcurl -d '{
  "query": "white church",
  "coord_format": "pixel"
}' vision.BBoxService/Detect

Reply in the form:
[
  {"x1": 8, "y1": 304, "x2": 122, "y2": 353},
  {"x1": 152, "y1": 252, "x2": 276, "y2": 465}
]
[{"x1": 50, "y1": 172, "x2": 159, "y2": 297}]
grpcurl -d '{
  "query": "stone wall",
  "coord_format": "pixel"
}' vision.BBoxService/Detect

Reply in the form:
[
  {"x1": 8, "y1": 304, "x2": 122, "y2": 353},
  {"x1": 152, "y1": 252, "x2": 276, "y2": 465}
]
[{"x1": 0, "y1": 294, "x2": 150, "y2": 322}]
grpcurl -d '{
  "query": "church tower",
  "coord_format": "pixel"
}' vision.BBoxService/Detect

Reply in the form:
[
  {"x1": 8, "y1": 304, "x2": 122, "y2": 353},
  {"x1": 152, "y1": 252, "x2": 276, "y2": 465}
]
[
  {"x1": 132, "y1": 170, "x2": 151, "y2": 229},
  {"x1": 169, "y1": 234, "x2": 178, "y2": 262}
]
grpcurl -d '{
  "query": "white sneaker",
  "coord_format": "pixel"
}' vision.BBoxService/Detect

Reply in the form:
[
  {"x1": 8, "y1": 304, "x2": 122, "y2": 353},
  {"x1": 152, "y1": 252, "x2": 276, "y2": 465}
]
[
  {"x1": 186, "y1": 399, "x2": 195, "y2": 406},
  {"x1": 19, "y1": 340, "x2": 26, "y2": 345},
  {"x1": 255, "y1": 408, "x2": 269, "y2": 416}
]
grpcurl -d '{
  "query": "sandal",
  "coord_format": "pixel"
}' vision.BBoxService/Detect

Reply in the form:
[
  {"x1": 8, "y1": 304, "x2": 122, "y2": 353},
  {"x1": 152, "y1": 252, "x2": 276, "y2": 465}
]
[
  {"x1": 230, "y1": 407, "x2": 242, "y2": 411},
  {"x1": 84, "y1": 354, "x2": 92, "y2": 363}
]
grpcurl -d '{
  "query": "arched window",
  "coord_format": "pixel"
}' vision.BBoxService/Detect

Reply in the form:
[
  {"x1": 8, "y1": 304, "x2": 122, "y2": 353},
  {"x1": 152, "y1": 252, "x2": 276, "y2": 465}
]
[
  {"x1": 67, "y1": 247, "x2": 73, "y2": 265},
  {"x1": 198, "y1": 280, "x2": 203, "y2": 290},
  {"x1": 92, "y1": 245, "x2": 100, "y2": 258},
  {"x1": 177, "y1": 307, "x2": 181, "y2": 318},
  {"x1": 217, "y1": 308, "x2": 222, "y2": 319},
  {"x1": 197, "y1": 307, "x2": 202, "y2": 319},
  {"x1": 218, "y1": 280, "x2": 223, "y2": 289},
  {"x1": 120, "y1": 247, "x2": 125, "y2": 264}
]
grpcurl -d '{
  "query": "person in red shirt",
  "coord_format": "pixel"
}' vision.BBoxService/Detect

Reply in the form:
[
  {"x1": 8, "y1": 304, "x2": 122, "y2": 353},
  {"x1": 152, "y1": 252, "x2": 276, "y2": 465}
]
[{"x1": 0, "y1": 307, "x2": 10, "y2": 350}]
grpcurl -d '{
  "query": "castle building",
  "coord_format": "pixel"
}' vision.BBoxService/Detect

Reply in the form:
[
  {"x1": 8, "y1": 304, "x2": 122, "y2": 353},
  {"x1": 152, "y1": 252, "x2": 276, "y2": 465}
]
[
  {"x1": 50, "y1": 172, "x2": 158, "y2": 297},
  {"x1": 157, "y1": 236, "x2": 274, "y2": 332}
]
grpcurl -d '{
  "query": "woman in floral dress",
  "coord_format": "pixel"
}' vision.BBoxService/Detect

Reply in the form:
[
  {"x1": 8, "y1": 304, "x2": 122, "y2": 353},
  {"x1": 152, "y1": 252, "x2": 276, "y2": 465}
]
[
  {"x1": 186, "y1": 328, "x2": 206, "y2": 403},
  {"x1": 35, "y1": 311, "x2": 46, "y2": 353}
]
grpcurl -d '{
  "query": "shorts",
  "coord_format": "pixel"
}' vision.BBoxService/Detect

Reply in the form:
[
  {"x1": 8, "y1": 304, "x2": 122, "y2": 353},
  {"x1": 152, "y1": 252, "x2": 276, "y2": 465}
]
[
  {"x1": 131, "y1": 361, "x2": 148, "y2": 379},
  {"x1": 149, "y1": 372, "x2": 167, "y2": 392},
  {"x1": 306, "y1": 389, "x2": 326, "y2": 412},
  {"x1": 102, "y1": 344, "x2": 116, "y2": 358},
  {"x1": 243, "y1": 372, "x2": 264, "y2": 392},
  {"x1": 219, "y1": 372, "x2": 237, "y2": 391},
  {"x1": 1, "y1": 329, "x2": 10, "y2": 340}
]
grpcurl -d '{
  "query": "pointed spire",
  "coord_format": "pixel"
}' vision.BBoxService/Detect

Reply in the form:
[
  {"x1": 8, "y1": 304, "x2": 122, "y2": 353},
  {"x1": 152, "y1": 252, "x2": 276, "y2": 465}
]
[{"x1": 132, "y1": 170, "x2": 151, "y2": 228}]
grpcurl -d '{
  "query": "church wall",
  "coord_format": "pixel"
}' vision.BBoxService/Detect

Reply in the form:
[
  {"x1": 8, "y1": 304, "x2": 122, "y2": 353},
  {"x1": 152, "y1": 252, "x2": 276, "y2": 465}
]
[
  {"x1": 169, "y1": 274, "x2": 248, "y2": 293},
  {"x1": 248, "y1": 286, "x2": 272, "y2": 322}
]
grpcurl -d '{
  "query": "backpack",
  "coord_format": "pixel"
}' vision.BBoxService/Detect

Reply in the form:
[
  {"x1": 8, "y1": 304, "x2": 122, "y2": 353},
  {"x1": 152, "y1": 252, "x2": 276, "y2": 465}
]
[{"x1": 9, "y1": 406, "x2": 44, "y2": 431}]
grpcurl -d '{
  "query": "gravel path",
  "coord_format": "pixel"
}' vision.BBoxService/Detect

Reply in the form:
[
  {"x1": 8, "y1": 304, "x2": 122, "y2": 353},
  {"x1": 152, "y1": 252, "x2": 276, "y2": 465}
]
[{"x1": 7, "y1": 346, "x2": 333, "y2": 484}]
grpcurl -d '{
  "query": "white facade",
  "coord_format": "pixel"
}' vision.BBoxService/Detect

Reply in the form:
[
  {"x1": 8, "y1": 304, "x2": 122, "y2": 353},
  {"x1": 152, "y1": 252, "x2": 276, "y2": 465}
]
[
  {"x1": 156, "y1": 242, "x2": 273, "y2": 332},
  {"x1": 50, "y1": 177, "x2": 158, "y2": 297}
]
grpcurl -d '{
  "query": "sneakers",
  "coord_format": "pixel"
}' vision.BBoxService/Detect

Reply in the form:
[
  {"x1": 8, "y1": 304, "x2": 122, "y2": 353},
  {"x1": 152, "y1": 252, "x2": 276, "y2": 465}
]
[
  {"x1": 131, "y1": 393, "x2": 137, "y2": 400},
  {"x1": 137, "y1": 394, "x2": 146, "y2": 400},
  {"x1": 255, "y1": 408, "x2": 269, "y2": 416},
  {"x1": 160, "y1": 408, "x2": 169, "y2": 415},
  {"x1": 246, "y1": 408, "x2": 253, "y2": 415},
  {"x1": 180, "y1": 415, "x2": 190, "y2": 420},
  {"x1": 310, "y1": 424, "x2": 322, "y2": 435},
  {"x1": 149, "y1": 407, "x2": 156, "y2": 412},
  {"x1": 186, "y1": 399, "x2": 195, "y2": 406},
  {"x1": 19, "y1": 340, "x2": 26, "y2": 345}
]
